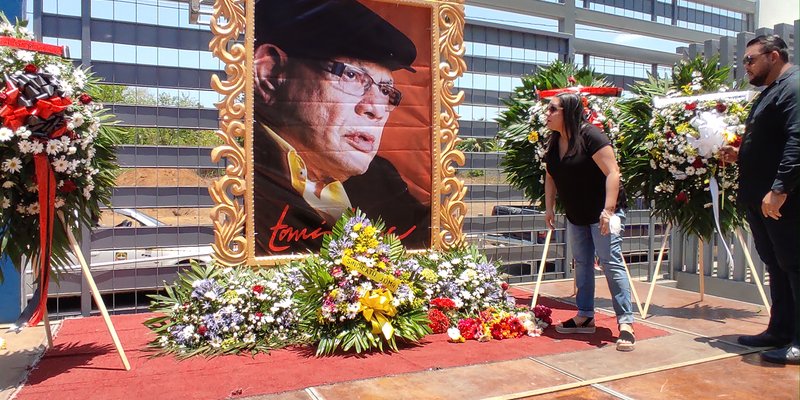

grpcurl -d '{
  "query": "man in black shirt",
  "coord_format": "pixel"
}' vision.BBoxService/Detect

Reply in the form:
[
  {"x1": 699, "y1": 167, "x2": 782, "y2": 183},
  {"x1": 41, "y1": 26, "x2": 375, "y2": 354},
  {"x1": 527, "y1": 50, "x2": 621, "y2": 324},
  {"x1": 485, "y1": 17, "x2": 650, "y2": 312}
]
[{"x1": 721, "y1": 35, "x2": 799, "y2": 365}]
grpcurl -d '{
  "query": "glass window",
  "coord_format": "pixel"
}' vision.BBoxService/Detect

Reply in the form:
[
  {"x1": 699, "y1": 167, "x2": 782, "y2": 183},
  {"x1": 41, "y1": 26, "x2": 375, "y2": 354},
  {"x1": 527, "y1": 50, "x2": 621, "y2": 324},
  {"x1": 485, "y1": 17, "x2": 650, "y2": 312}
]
[
  {"x1": 91, "y1": 0, "x2": 114, "y2": 19},
  {"x1": 115, "y1": 43, "x2": 137, "y2": 64}
]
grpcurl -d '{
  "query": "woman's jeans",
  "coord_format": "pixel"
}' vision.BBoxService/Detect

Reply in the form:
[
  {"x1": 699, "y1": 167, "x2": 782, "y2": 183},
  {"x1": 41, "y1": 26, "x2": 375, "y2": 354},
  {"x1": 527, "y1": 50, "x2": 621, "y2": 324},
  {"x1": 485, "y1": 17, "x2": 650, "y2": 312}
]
[{"x1": 567, "y1": 210, "x2": 635, "y2": 325}]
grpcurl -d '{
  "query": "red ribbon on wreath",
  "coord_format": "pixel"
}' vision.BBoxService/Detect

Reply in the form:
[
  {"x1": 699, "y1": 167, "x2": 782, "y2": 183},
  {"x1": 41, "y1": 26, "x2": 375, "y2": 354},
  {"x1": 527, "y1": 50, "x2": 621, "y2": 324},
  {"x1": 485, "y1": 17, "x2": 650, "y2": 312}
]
[
  {"x1": 536, "y1": 86, "x2": 623, "y2": 98},
  {"x1": 537, "y1": 86, "x2": 622, "y2": 129}
]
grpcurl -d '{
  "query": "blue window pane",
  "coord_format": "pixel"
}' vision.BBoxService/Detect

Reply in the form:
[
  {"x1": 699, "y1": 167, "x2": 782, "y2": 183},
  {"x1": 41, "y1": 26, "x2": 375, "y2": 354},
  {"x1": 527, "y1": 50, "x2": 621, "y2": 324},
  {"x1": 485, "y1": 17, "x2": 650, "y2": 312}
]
[{"x1": 91, "y1": 0, "x2": 114, "y2": 19}]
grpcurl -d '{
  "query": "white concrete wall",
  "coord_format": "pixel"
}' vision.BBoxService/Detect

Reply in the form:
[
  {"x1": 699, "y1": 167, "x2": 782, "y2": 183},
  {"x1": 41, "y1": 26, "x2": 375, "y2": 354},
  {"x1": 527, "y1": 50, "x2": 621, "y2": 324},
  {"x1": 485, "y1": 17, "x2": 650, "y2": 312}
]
[{"x1": 757, "y1": 0, "x2": 799, "y2": 27}]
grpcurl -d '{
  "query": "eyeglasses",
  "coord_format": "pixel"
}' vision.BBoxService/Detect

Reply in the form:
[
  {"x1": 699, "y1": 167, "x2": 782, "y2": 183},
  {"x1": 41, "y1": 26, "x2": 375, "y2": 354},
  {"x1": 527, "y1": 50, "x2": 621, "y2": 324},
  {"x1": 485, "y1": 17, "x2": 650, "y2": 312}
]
[
  {"x1": 742, "y1": 51, "x2": 770, "y2": 66},
  {"x1": 323, "y1": 61, "x2": 402, "y2": 111},
  {"x1": 547, "y1": 104, "x2": 562, "y2": 113}
]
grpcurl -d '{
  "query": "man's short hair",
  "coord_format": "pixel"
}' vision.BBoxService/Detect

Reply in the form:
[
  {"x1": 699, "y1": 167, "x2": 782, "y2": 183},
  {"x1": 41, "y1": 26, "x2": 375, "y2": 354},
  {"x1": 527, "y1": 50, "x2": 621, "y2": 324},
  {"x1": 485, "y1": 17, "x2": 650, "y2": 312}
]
[
  {"x1": 747, "y1": 34, "x2": 789, "y2": 63},
  {"x1": 254, "y1": 0, "x2": 417, "y2": 72}
]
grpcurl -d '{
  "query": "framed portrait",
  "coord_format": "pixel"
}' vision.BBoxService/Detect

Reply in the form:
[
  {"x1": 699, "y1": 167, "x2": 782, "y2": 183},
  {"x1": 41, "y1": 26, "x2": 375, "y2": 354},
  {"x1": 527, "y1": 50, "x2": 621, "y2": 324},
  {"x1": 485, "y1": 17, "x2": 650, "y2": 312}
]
[{"x1": 209, "y1": 0, "x2": 466, "y2": 266}]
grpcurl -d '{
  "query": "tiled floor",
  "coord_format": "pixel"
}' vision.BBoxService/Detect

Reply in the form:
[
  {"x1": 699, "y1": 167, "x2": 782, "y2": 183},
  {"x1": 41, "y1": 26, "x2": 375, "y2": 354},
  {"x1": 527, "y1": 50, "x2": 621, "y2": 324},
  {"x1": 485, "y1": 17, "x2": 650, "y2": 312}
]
[{"x1": 3, "y1": 279, "x2": 798, "y2": 400}]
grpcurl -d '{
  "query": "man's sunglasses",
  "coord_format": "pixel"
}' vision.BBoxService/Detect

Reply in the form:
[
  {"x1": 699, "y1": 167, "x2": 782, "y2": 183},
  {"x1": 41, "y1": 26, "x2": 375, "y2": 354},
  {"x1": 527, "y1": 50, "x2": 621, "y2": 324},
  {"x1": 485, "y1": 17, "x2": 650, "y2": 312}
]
[
  {"x1": 742, "y1": 51, "x2": 771, "y2": 66},
  {"x1": 323, "y1": 61, "x2": 402, "y2": 110}
]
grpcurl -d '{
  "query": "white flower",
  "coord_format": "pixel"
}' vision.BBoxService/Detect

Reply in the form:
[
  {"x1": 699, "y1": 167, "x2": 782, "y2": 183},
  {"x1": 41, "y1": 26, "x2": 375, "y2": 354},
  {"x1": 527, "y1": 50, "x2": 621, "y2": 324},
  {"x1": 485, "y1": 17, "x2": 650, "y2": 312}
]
[
  {"x1": 46, "y1": 140, "x2": 62, "y2": 155},
  {"x1": 1, "y1": 197, "x2": 9, "y2": 209},
  {"x1": 16, "y1": 50, "x2": 34, "y2": 62},
  {"x1": 2, "y1": 181, "x2": 14, "y2": 189},
  {"x1": 15, "y1": 127, "x2": 31, "y2": 139},
  {"x1": 44, "y1": 64, "x2": 62, "y2": 77},
  {"x1": 31, "y1": 141, "x2": 44, "y2": 154},
  {"x1": 73, "y1": 69, "x2": 87, "y2": 88},
  {"x1": 27, "y1": 202, "x2": 40, "y2": 215},
  {"x1": 52, "y1": 158, "x2": 70, "y2": 173},
  {"x1": 685, "y1": 166, "x2": 695, "y2": 175},
  {"x1": 54, "y1": 197, "x2": 66, "y2": 208},
  {"x1": 2, "y1": 157, "x2": 22, "y2": 173},
  {"x1": 0, "y1": 127, "x2": 13, "y2": 141}
]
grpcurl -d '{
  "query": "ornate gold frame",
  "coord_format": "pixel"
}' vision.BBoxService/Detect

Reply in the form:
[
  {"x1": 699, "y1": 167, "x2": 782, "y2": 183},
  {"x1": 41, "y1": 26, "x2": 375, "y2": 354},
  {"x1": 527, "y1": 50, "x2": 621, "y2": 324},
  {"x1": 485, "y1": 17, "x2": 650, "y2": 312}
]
[{"x1": 209, "y1": 0, "x2": 466, "y2": 266}]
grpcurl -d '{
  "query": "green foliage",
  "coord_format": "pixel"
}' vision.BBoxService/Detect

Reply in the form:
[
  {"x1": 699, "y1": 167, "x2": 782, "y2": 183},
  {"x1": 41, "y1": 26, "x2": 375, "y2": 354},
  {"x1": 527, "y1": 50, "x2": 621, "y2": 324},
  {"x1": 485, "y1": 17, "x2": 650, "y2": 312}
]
[
  {"x1": 616, "y1": 56, "x2": 747, "y2": 240},
  {"x1": 496, "y1": 60, "x2": 620, "y2": 206}
]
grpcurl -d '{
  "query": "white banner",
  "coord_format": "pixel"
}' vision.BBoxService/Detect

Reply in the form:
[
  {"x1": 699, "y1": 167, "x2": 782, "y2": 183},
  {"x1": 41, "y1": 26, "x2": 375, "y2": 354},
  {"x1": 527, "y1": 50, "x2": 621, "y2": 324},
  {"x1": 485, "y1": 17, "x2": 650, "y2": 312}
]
[{"x1": 653, "y1": 90, "x2": 756, "y2": 109}]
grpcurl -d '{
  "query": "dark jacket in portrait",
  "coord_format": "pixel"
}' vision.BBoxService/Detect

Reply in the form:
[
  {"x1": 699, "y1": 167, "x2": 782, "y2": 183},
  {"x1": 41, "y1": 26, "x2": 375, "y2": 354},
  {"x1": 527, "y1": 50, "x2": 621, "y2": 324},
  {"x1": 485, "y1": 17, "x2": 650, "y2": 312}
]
[{"x1": 253, "y1": 123, "x2": 431, "y2": 256}]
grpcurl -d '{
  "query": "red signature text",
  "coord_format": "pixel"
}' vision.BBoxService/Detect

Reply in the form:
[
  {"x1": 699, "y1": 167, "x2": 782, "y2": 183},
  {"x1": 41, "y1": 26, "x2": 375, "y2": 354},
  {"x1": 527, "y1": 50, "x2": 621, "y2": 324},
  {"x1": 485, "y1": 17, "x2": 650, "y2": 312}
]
[{"x1": 268, "y1": 205, "x2": 419, "y2": 252}]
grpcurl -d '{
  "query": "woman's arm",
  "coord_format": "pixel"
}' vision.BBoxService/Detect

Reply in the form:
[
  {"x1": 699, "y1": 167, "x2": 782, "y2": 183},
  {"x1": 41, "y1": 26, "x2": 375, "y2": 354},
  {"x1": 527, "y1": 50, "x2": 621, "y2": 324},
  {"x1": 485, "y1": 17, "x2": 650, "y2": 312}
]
[
  {"x1": 592, "y1": 145, "x2": 620, "y2": 235},
  {"x1": 544, "y1": 171, "x2": 557, "y2": 230}
]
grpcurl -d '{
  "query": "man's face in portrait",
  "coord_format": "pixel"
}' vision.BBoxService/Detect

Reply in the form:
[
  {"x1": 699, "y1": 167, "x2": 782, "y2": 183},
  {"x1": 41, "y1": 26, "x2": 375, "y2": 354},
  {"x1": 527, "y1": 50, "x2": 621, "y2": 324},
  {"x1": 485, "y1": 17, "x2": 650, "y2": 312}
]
[{"x1": 274, "y1": 57, "x2": 398, "y2": 182}]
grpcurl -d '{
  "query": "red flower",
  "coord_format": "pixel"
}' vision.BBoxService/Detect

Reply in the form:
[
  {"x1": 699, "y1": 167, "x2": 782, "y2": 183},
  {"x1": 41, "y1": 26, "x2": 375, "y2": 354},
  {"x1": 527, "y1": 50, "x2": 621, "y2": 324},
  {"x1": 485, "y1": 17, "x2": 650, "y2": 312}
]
[
  {"x1": 79, "y1": 93, "x2": 93, "y2": 104},
  {"x1": 60, "y1": 179, "x2": 77, "y2": 193},
  {"x1": 198, "y1": 325, "x2": 207, "y2": 336},
  {"x1": 581, "y1": 96, "x2": 589, "y2": 107},
  {"x1": 457, "y1": 318, "x2": 482, "y2": 340},
  {"x1": 0, "y1": 92, "x2": 7, "y2": 104},
  {"x1": 675, "y1": 191, "x2": 688, "y2": 204},
  {"x1": 691, "y1": 158, "x2": 704, "y2": 168},
  {"x1": 431, "y1": 297, "x2": 456, "y2": 310},
  {"x1": 715, "y1": 102, "x2": 727, "y2": 113},
  {"x1": 685, "y1": 102, "x2": 697, "y2": 111},
  {"x1": 730, "y1": 135, "x2": 742, "y2": 148},
  {"x1": 428, "y1": 309, "x2": 450, "y2": 334},
  {"x1": 24, "y1": 64, "x2": 37, "y2": 73},
  {"x1": 252, "y1": 285, "x2": 264, "y2": 293},
  {"x1": 664, "y1": 130, "x2": 675, "y2": 139},
  {"x1": 532, "y1": 304, "x2": 553, "y2": 325},
  {"x1": 568, "y1": 75, "x2": 577, "y2": 84},
  {"x1": 501, "y1": 282, "x2": 509, "y2": 291},
  {"x1": 255, "y1": 312, "x2": 263, "y2": 318}
]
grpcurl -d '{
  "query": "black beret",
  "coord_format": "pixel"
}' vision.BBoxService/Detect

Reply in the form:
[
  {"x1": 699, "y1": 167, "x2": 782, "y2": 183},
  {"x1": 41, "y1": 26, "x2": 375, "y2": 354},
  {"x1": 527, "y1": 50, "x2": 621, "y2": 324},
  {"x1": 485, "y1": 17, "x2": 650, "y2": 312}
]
[{"x1": 254, "y1": 0, "x2": 417, "y2": 72}]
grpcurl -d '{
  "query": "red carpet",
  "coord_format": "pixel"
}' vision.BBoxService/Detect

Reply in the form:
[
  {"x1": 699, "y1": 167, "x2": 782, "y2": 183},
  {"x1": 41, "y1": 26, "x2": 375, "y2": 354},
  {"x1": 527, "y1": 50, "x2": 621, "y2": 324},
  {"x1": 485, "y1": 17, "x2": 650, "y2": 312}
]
[{"x1": 16, "y1": 291, "x2": 668, "y2": 400}]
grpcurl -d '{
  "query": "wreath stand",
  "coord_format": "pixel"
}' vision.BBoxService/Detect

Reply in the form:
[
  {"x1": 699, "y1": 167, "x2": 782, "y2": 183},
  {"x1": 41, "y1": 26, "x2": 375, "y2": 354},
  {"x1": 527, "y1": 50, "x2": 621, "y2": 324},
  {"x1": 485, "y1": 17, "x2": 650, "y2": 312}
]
[
  {"x1": 39, "y1": 212, "x2": 130, "y2": 370},
  {"x1": 529, "y1": 229, "x2": 645, "y2": 319},
  {"x1": 640, "y1": 223, "x2": 771, "y2": 319}
]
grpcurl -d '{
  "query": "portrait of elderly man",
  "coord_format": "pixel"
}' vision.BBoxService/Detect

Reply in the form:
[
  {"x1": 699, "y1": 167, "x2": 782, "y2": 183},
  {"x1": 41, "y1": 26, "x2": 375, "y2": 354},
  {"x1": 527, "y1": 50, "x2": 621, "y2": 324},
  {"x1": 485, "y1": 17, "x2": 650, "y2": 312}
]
[{"x1": 252, "y1": 0, "x2": 432, "y2": 256}]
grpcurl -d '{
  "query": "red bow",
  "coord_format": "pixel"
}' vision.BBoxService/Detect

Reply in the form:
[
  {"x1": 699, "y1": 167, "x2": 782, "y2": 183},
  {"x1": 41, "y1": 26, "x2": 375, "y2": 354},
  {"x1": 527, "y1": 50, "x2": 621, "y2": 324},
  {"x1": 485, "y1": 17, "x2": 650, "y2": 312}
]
[{"x1": 537, "y1": 86, "x2": 623, "y2": 99}]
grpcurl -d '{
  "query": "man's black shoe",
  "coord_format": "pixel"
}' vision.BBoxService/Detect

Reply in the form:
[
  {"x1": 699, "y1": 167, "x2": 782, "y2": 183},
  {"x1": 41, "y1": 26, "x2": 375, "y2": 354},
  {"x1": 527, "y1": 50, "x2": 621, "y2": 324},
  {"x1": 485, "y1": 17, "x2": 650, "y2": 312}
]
[
  {"x1": 761, "y1": 345, "x2": 800, "y2": 365},
  {"x1": 737, "y1": 332, "x2": 791, "y2": 347}
]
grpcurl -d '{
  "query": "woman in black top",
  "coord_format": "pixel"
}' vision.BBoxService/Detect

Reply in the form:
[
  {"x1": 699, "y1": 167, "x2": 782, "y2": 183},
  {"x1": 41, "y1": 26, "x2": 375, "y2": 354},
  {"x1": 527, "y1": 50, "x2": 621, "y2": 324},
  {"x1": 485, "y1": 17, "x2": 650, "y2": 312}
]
[{"x1": 543, "y1": 93, "x2": 635, "y2": 351}]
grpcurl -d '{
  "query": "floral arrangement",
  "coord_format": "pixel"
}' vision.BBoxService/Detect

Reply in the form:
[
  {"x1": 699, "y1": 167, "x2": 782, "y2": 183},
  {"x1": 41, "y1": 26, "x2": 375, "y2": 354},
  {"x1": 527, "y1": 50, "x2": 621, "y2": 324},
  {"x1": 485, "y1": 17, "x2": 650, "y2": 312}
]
[
  {"x1": 617, "y1": 56, "x2": 751, "y2": 239},
  {"x1": 294, "y1": 208, "x2": 430, "y2": 355},
  {"x1": 448, "y1": 307, "x2": 548, "y2": 342},
  {"x1": 0, "y1": 16, "x2": 119, "y2": 281},
  {"x1": 496, "y1": 60, "x2": 622, "y2": 205},
  {"x1": 414, "y1": 246, "x2": 551, "y2": 342},
  {"x1": 414, "y1": 245, "x2": 512, "y2": 315},
  {"x1": 145, "y1": 262, "x2": 304, "y2": 358}
]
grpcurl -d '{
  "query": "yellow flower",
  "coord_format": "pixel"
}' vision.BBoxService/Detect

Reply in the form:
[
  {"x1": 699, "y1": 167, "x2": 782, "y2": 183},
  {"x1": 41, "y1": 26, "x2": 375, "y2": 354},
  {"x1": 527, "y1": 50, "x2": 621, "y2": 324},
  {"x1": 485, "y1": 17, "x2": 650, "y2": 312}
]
[
  {"x1": 527, "y1": 130, "x2": 539, "y2": 143},
  {"x1": 363, "y1": 225, "x2": 376, "y2": 236},
  {"x1": 377, "y1": 261, "x2": 386, "y2": 270},
  {"x1": 421, "y1": 268, "x2": 438, "y2": 282},
  {"x1": 330, "y1": 289, "x2": 339, "y2": 299},
  {"x1": 675, "y1": 122, "x2": 691, "y2": 134},
  {"x1": 353, "y1": 222, "x2": 362, "y2": 232}
]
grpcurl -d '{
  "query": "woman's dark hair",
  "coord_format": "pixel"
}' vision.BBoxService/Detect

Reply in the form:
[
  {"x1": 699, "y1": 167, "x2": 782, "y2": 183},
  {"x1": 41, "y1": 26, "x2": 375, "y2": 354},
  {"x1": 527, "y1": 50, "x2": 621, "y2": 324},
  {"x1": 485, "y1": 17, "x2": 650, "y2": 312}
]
[{"x1": 546, "y1": 92, "x2": 586, "y2": 158}]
